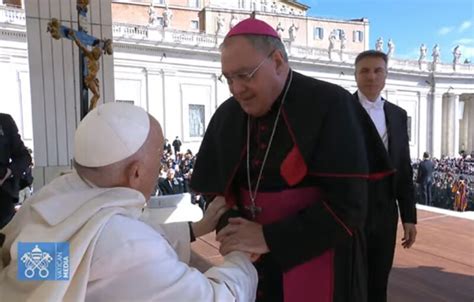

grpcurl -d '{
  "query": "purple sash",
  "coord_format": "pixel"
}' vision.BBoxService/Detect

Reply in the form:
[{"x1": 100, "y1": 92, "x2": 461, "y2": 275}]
[{"x1": 240, "y1": 187, "x2": 333, "y2": 302}]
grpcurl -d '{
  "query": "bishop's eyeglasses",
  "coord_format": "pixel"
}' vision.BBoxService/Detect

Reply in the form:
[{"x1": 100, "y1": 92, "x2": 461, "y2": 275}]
[{"x1": 219, "y1": 49, "x2": 276, "y2": 85}]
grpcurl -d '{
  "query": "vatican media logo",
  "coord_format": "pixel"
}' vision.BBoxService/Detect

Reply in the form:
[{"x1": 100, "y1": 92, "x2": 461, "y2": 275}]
[{"x1": 17, "y1": 242, "x2": 70, "y2": 281}]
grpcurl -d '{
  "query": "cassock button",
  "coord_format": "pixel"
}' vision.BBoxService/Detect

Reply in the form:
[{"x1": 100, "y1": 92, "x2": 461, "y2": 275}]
[
  {"x1": 253, "y1": 159, "x2": 262, "y2": 167},
  {"x1": 260, "y1": 143, "x2": 267, "y2": 149},
  {"x1": 260, "y1": 124, "x2": 268, "y2": 132}
]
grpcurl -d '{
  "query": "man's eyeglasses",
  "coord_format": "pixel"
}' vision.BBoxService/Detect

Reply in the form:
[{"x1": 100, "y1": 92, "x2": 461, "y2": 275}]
[{"x1": 219, "y1": 49, "x2": 276, "y2": 85}]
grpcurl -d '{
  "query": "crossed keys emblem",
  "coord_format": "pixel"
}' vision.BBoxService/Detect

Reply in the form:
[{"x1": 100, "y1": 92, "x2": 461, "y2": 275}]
[{"x1": 20, "y1": 245, "x2": 53, "y2": 278}]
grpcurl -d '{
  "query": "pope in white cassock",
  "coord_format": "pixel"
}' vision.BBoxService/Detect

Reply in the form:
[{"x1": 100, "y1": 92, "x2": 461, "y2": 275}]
[{"x1": 0, "y1": 102, "x2": 257, "y2": 301}]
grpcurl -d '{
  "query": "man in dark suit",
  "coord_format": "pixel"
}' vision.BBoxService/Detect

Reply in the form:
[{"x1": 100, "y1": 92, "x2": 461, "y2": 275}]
[
  {"x1": 158, "y1": 168, "x2": 184, "y2": 195},
  {"x1": 353, "y1": 50, "x2": 417, "y2": 302},
  {"x1": 172, "y1": 136, "x2": 182, "y2": 155},
  {"x1": 417, "y1": 152, "x2": 436, "y2": 205},
  {"x1": 0, "y1": 113, "x2": 32, "y2": 228}
]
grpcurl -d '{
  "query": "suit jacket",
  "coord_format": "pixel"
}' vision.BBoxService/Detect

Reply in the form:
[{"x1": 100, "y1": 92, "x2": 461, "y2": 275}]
[
  {"x1": 0, "y1": 113, "x2": 32, "y2": 198},
  {"x1": 417, "y1": 159, "x2": 435, "y2": 184},
  {"x1": 159, "y1": 177, "x2": 184, "y2": 195},
  {"x1": 353, "y1": 93, "x2": 416, "y2": 224}
]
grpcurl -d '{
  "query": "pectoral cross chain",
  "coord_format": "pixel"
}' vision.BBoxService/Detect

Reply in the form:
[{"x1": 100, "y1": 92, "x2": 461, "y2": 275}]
[{"x1": 245, "y1": 202, "x2": 262, "y2": 219}]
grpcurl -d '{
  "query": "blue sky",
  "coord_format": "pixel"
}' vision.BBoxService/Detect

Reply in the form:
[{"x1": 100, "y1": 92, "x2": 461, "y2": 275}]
[{"x1": 305, "y1": 0, "x2": 474, "y2": 63}]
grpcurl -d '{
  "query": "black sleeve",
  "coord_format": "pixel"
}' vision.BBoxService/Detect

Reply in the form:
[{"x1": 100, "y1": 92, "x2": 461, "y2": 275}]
[
  {"x1": 416, "y1": 163, "x2": 423, "y2": 183},
  {"x1": 263, "y1": 90, "x2": 368, "y2": 271},
  {"x1": 0, "y1": 115, "x2": 32, "y2": 180},
  {"x1": 216, "y1": 208, "x2": 242, "y2": 233},
  {"x1": 396, "y1": 112, "x2": 416, "y2": 224}
]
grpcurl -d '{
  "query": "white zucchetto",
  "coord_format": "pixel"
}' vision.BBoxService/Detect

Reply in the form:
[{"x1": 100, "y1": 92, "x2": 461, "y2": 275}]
[{"x1": 74, "y1": 102, "x2": 150, "y2": 167}]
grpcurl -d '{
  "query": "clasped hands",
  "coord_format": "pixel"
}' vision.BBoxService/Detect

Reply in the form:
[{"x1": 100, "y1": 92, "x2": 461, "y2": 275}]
[
  {"x1": 191, "y1": 196, "x2": 269, "y2": 261},
  {"x1": 216, "y1": 216, "x2": 269, "y2": 261}
]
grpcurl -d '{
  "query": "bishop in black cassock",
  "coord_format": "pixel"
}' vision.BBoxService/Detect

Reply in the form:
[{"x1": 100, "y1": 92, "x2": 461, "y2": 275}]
[{"x1": 192, "y1": 18, "x2": 370, "y2": 302}]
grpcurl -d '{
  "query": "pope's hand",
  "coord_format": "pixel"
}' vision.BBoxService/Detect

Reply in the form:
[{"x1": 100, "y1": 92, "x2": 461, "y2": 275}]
[{"x1": 216, "y1": 217, "x2": 269, "y2": 257}]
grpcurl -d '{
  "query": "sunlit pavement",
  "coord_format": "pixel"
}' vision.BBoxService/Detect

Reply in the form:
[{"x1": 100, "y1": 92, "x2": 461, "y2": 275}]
[{"x1": 192, "y1": 207, "x2": 474, "y2": 302}]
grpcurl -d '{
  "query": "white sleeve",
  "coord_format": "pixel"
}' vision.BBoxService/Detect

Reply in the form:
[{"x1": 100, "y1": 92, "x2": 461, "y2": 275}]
[
  {"x1": 87, "y1": 216, "x2": 257, "y2": 302},
  {"x1": 141, "y1": 212, "x2": 192, "y2": 264}
]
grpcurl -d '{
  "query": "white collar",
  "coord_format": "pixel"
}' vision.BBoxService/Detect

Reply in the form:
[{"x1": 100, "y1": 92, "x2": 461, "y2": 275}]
[{"x1": 358, "y1": 91, "x2": 385, "y2": 110}]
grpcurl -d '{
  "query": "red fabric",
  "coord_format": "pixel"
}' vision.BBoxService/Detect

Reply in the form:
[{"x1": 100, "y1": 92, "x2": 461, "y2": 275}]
[
  {"x1": 240, "y1": 187, "x2": 333, "y2": 302},
  {"x1": 280, "y1": 145, "x2": 307, "y2": 186},
  {"x1": 225, "y1": 18, "x2": 280, "y2": 40},
  {"x1": 283, "y1": 250, "x2": 333, "y2": 302},
  {"x1": 367, "y1": 169, "x2": 396, "y2": 180}
]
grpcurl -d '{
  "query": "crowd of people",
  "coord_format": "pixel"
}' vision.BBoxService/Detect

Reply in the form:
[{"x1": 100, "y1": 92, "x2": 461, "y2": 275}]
[
  {"x1": 158, "y1": 144, "x2": 474, "y2": 214},
  {"x1": 155, "y1": 143, "x2": 208, "y2": 209},
  {"x1": 413, "y1": 155, "x2": 473, "y2": 211}
]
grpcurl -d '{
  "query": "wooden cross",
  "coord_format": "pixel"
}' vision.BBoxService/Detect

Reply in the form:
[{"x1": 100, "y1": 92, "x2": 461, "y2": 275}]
[{"x1": 47, "y1": 1, "x2": 113, "y2": 119}]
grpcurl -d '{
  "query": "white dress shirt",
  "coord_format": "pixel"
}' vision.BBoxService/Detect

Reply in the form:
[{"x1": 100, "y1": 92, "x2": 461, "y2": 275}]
[{"x1": 358, "y1": 90, "x2": 388, "y2": 150}]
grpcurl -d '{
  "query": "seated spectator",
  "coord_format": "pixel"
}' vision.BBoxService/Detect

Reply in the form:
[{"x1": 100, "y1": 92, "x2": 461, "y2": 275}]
[
  {"x1": 0, "y1": 103, "x2": 257, "y2": 301},
  {"x1": 159, "y1": 168, "x2": 184, "y2": 195}
]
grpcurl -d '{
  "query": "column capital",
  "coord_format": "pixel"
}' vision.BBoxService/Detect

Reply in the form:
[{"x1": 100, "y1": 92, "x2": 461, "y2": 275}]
[
  {"x1": 145, "y1": 68, "x2": 163, "y2": 76},
  {"x1": 429, "y1": 91, "x2": 444, "y2": 99},
  {"x1": 161, "y1": 69, "x2": 177, "y2": 76},
  {"x1": 418, "y1": 90, "x2": 429, "y2": 99}
]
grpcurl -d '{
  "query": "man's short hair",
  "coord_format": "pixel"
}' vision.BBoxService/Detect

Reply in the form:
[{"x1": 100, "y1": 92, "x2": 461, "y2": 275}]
[
  {"x1": 355, "y1": 50, "x2": 388, "y2": 66},
  {"x1": 423, "y1": 152, "x2": 430, "y2": 159},
  {"x1": 221, "y1": 35, "x2": 288, "y2": 62}
]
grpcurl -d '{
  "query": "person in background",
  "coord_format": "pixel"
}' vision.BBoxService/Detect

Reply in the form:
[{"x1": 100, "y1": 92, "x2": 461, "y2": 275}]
[
  {"x1": 353, "y1": 50, "x2": 417, "y2": 302},
  {"x1": 163, "y1": 139, "x2": 172, "y2": 155},
  {"x1": 172, "y1": 136, "x2": 182, "y2": 155},
  {"x1": 0, "y1": 113, "x2": 32, "y2": 228},
  {"x1": 159, "y1": 168, "x2": 184, "y2": 195},
  {"x1": 452, "y1": 176, "x2": 468, "y2": 212},
  {"x1": 417, "y1": 152, "x2": 435, "y2": 206}
]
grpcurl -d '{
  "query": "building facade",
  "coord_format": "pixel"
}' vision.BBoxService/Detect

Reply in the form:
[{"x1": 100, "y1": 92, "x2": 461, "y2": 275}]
[{"x1": 0, "y1": 0, "x2": 473, "y2": 187}]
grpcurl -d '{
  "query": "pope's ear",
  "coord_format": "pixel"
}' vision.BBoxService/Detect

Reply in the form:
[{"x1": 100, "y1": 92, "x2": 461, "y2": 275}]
[{"x1": 125, "y1": 160, "x2": 141, "y2": 188}]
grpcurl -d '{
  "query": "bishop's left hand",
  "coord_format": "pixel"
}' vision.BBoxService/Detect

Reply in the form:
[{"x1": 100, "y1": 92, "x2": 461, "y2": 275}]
[{"x1": 216, "y1": 217, "x2": 270, "y2": 256}]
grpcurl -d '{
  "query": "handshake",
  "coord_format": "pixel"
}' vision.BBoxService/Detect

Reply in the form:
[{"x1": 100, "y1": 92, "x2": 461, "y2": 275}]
[{"x1": 193, "y1": 196, "x2": 268, "y2": 262}]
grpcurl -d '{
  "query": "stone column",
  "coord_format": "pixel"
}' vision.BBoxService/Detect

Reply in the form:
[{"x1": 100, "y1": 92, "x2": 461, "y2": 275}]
[
  {"x1": 25, "y1": 0, "x2": 114, "y2": 187},
  {"x1": 212, "y1": 73, "x2": 220, "y2": 110},
  {"x1": 441, "y1": 93, "x2": 457, "y2": 156},
  {"x1": 431, "y1": 92, "x2": 443, "y2": 158},
  {"x1": 145, "y1": 68, "x2": 165, "y2": 127},
  {"x1": 162, "y1": 69, "x2": 181, "y2": 140},
  {"x1": 458, "y1": 95, "x2": 474, "y2": 154},
  {"x1": 468, "y1": 98, "x2": 474, "y2": 153},
  {"x1": 215, "y1": 72, "x2": 231, "y2": 109},
  {"x1": 453, "y1": 94, "x2": 460, "y2": 156},
  {"x1": 418, "y1": 91, "x2": 429, "y2": 158}
]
